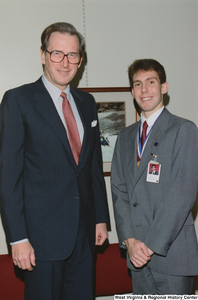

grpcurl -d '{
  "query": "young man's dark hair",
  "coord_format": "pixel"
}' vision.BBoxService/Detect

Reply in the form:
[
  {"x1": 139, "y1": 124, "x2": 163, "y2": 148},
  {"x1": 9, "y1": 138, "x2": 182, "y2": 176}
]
[{"x1": 128, "y1": 58, "x2": 166, "y2": 88}]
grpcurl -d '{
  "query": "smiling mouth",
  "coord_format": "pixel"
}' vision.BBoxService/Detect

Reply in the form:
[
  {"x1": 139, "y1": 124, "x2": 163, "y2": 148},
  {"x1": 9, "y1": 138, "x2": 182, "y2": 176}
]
[
  {"x1": 58, "y1": 70, "x2": 69, "y2": 75},
  {"x1": 141, "y1": 97, "x2": 152, "y2": 101}
]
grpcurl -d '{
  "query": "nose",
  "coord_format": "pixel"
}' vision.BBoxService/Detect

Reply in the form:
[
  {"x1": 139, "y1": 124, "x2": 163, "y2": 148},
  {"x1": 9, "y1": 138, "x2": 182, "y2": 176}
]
[
  {"x1": 141, "y1": 83, "x2": 148, "y2": 93},
  {"x1": 61, "y1": 55, "x2": 69, "y2": 67}
]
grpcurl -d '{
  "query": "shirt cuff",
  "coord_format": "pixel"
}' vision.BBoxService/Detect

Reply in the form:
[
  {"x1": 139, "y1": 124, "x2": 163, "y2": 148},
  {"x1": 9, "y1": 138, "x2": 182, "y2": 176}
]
[{"x1": 10, "y1": 238, "x2": 29, "y2": 245}]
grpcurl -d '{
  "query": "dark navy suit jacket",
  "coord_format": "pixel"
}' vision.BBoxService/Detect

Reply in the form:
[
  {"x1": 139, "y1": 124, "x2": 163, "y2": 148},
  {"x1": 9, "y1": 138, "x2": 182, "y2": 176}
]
[{"x1": 0, "y1": 77, "x2": 109, "y2": 261}]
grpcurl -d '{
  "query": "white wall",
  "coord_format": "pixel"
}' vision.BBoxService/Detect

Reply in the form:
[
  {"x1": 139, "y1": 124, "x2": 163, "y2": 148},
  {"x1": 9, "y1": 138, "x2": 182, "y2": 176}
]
[{"x1": 0, "y1": 0, "x2": 198, "y2": 298}]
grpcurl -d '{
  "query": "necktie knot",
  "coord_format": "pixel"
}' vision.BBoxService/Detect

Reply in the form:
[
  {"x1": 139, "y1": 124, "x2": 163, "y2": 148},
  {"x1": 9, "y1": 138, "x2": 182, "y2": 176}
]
[
  {"x1": 61, "y1": 92, "x2": 67, "y2": 101},
  {"x1": 143, "y1": 120, "x2": 148, "y2": 130}
]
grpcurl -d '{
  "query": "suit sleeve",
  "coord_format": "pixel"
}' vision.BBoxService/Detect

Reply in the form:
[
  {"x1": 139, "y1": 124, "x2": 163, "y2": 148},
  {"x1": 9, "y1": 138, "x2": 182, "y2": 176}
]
[
  {"x1": 111, "y1": 133, "x2": 135, "y2": 246},
  {"x1": 145, "y1": 120, "x2": 198, "y2": 256},
  {"x1": 0, "y1": 91, "x2": 28, "y2": 243}
]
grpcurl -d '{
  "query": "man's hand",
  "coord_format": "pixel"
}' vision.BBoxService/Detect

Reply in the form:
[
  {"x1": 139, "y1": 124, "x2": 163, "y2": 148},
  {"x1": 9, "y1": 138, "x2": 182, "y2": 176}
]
[
  {"x1": 12, "y1": 241, "x2": 36, "y2": 271},
  {"x1": 125, "y1": 238, "x2": 153, "y2": 268},
  {"x1": 95, "y1": 223, "x2": 108, "y2": 246}
]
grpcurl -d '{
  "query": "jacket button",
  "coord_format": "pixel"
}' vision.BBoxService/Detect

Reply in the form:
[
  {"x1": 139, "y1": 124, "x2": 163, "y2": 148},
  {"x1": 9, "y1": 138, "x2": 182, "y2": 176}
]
[
  {"x1": 74, "y1": 196, "x2": 79, "y2": 199},
  {"x1": 133, "y1": 203, "x2": 137, "y2": 207}
]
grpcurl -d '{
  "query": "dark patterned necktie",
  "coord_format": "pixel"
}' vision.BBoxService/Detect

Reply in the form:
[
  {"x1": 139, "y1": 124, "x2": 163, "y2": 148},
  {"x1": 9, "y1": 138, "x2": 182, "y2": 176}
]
[
  {"x1": 61, "y1": 92, "x2": 81, "y2": 165},
  {"x1": 141, "y1": 121, "x2": 148, "y2": 148}
]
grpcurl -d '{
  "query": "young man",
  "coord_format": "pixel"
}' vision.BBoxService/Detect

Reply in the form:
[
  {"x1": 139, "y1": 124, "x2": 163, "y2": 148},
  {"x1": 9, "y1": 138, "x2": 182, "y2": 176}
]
[
  {"x1": 0, "y1": 22, "x2": 109, "y2": 300},
  {"x1": 111, "y1": 59, "x2": 198, "y2": 294}
]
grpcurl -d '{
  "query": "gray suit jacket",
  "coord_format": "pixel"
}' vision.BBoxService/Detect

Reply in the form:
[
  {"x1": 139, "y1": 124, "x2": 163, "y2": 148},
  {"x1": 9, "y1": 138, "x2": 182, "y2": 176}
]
[{"x1": 111, "y1": 108, "x2": 198, "y2": 276}]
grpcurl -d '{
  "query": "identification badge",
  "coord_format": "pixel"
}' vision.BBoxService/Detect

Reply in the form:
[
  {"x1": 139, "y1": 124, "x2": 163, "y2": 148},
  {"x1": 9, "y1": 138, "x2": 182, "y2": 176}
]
[{"x1": 146, "y1": 160, "x2": 161, "y2": 183}]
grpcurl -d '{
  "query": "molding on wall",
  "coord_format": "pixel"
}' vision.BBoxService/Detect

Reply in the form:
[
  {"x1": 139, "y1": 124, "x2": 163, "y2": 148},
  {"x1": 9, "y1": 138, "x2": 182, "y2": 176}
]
[{"x1": 82, "y1": 0, "x2": 88, "y2": 87}]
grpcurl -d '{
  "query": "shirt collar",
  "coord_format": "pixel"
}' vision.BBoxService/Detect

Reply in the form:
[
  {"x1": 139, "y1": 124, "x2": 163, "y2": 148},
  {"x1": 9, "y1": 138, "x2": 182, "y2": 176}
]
[
  {"x1": 140, "y1": 106, "x2": 164, "y2": 128},
  {"x1": 42, "y1": 74, "x2": 70, "y2": 103}
]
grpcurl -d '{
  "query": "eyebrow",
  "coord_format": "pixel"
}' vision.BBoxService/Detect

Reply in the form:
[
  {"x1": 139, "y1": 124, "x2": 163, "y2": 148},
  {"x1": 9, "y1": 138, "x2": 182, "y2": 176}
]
[{"x1": 133, "y1": 76, "x2": 159, "y2": 83}]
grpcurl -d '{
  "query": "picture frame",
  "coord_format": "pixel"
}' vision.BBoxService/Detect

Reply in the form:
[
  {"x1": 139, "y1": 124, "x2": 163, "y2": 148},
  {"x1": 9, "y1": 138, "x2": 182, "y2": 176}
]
[{"x1": 80, "y1": 87, "x2": 138, "y2": 176}]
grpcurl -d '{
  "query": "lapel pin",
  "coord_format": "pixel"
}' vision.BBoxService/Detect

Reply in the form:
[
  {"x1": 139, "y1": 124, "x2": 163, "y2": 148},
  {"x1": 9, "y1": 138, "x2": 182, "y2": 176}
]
[{"x1": 151, "y1": 153, "x2": 158, "y2": 162}]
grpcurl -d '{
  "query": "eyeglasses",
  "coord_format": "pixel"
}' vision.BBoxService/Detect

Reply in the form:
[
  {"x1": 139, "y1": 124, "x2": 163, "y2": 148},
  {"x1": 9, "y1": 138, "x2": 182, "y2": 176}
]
[{"x1": 46, "y1": 50, "x2": 81, "y2": 64}]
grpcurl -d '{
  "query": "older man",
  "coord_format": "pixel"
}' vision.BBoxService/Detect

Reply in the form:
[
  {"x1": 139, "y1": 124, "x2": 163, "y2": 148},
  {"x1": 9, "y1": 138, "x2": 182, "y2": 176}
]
[{"x1": 0, "y1": 22, "x2": 109, "y2": 300}]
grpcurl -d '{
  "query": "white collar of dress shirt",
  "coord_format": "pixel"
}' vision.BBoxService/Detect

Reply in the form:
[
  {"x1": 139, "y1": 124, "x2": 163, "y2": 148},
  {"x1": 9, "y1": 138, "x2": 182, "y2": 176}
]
[
  {"x1": 140, "y1": 106, "x2": 164, "y2": 129},
  {"x1": 41, "y1": 74, "x2": 70, "y2": 103}
]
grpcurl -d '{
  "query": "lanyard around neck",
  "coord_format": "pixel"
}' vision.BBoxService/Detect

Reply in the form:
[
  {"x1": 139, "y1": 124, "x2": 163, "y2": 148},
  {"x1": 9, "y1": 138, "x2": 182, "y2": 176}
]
[{"x1": 137, "y1": 108, "x2": 164, "y2": 157}]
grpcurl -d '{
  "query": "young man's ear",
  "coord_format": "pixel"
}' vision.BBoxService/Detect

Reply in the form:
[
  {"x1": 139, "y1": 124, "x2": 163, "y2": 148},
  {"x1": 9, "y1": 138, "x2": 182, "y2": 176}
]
[
  {"x1": 131, "y1": 88, "x2": 134, "y2": 98},
  {"x1": 162, "y1": 82, "x2": 168, "y2": 95}
]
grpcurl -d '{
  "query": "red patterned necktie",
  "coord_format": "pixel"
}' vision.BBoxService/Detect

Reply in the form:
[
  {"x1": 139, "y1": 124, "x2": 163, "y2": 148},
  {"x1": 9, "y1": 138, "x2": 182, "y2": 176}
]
[
  {"x1": 61, "y1": 92, "x2": 81, "y2": 165},
  {"x1": 141, "y1": 121, "x2": 148, "y2": 148}
]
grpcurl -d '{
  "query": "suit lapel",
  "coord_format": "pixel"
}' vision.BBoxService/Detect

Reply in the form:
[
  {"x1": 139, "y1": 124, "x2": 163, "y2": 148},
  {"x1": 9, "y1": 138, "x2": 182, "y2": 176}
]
[
  {"x1": 70, "y1": 88, "x2": 92, "y2": 165},
  {"x1": 126, "y1": 121, "x2": 140, "y2": 185},
  {"x1": 33, "y1": 78, "x2": 72, "y2": 157}
]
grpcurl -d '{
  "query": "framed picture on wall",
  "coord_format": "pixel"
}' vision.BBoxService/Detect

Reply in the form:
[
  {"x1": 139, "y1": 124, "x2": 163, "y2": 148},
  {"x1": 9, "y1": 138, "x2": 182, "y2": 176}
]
[{"x1": 80, "y1": 87, "x2": 138, "y2": 176}]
